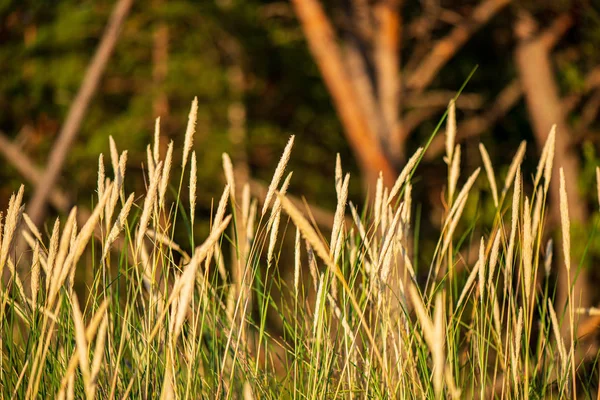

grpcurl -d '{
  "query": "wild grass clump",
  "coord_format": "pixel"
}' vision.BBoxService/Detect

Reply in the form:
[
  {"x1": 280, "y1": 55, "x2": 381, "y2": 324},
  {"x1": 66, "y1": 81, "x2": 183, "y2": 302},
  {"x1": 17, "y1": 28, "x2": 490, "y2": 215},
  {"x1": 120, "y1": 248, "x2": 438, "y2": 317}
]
[{"x1": 1, "y1": 100, "x2": 599, "y2": 399}]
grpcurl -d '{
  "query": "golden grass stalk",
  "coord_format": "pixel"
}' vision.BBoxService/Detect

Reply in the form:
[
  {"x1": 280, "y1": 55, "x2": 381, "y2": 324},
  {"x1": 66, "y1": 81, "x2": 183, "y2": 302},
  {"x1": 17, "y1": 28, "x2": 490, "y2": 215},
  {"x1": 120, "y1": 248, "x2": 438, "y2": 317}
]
[
  {"x1": 190, "y1": 151, "x2": 197, "y2": 226},
  {"x1": 330, "y1": 173, "x2": 350, "y2": 259},
  {"x1": 445, "y1": 99, "x2": 456, "y2": 165},
  {"x1": 294, "y1": 227, "x2": 301, "y2": 294},
  {"x1": 267, "y1": 173, "x2": 293, "y2": 264},
  {"x1": 313, "y1": 273, "x2": 324, "y2": 336},
  {"x1": 306, "y1": 241, "x2": 319, "y2": 291},
  {"x1": 103, "y1": 193, "x2": 135, "y2": 259},
  {"x1": 374, "y1": 172, "x2": 383, "y2": 228},
  {"x1": 479, "y1": 143, "x2": 498, "y2": 207},
  {"x1": 388, "y1": 147, "x2": 423, "y2": 204},
  {"x1": 449, "y1": 168, "x2": 480, "y2": 219},
  {"x1": 523, "y1": 196, "x2": 533, "y2": 303},
  {"x1": 548, "y1": 299, "x2": 567, "y2": 373},
  {"x1": 153, "y1": 116, "x2": 161, "y2": 164},
  {"x1": 55, "y1": 208, "x2": 78, "y2": 287},
  {"x1": 109, "y1": 136, "x2": 119, "y2": 176},
  {"x1": 159, "y1": 141, "x2": 173, "y2": 208},
  {"x1": 531, "y1": 186, "x2": 543, "y2": 238},
  {"x1": 448, "y1": 145, "x2": 461, "y2": 203},
  {"x1": 542, "y1": 125, "x2": 556, "y2": 195},
  {"x1": 488, "y1": 229, "x2": 501, "y2": 288},
  {"x1": 505, "y1": 168, "x2": 521, "y2": 278},
  {"x1": 502, "y1": 141, "x2": 526, "y2": 196},
  {"x1": 456, "y1": 258, "x2": 479, "y2": 310},
  {"x1": 262, "y1": 135, "x2": 295, "y2": 216},
  {"x1": 105, "y1": 151, "x2": 128, "y2": 229},
  {"x1": 433, "y1": 294, "x2": 445, "y2": 399},
  {"x1": 89, "y1": 315, "x2": 108, "y2": 398},
  {"x1": 478, "y1": 237, "x2": 485, "y2": 296},
  {"x1": 45, "y1": 218, "x2": 60, "y2": 292},
  {"x1": 23, "y1": 213, "x2": 43, "y2": 245},
  {"x1": 0, "y1": 185, "x2": 24, "y2": 270},
  {"x1": 146, "y1": 145, "x2": 155, "y2": 179},
  {"x1": 182, "y1": 96, "x2": 198, "y2": 170},
  {"x1": 511, "y1": 307, "x2": 523, "y2": 384},
  {"x1": 31, "y1": 241, "x2": 40, "y2": 302},
  {"x1": 135, "y1": 162, "x2": 162, "y2": 255},
  {"x1": 222, "y1": 153, "x2": 236, "y2": 202},
  {"x1": 559, "y1": 168, "x2": 571, "y2": 273},
  {"x1": 70, "y1": 294, "x2": 91, "y2": 394},
  {"x1": 439, "y1": 194, "x2": 468, "y2": 259},
  {"x1": 335, "y1": 153, "x2": 342, "y2": 196},
  {"x1": 544, "y1": 238, "x2": 553, "y2": 277},
  {"x1": 97, "y1": 153, "x2": 105, "y2": 201}
]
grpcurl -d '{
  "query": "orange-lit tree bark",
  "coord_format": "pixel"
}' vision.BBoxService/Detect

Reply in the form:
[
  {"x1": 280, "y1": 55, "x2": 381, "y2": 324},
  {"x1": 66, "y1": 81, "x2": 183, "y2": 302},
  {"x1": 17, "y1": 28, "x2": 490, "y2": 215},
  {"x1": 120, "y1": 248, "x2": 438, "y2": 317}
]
[
  {"x1": 291, "y1": 0, "x2": 511, "y2": 192},
  {"x1": 514, "y1": 14, "x2": 589, "y2": 323}
]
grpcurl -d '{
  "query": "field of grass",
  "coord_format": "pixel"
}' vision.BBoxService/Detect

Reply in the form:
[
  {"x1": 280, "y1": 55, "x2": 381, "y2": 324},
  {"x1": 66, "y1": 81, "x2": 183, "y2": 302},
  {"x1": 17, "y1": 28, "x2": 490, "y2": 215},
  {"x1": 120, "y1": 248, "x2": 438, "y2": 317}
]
[{"x1": 1, "y1": 99, "x2": 599, "y2": 399}]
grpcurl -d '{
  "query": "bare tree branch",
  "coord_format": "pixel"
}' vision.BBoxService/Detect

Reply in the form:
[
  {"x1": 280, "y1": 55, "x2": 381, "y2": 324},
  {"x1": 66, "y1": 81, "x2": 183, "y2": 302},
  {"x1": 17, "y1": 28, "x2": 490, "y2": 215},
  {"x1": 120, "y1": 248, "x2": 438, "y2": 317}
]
[
  {"x1": 514, "y1": 12, "x2": 589, "y2": 328},
  {"x1": 375, "y1": 0, "x2": 403, "y2": 165},
  {"x1": 291, "y1": 0, "x2": 397, "y2": 189},
  {"x1": 26, "y1": 0, "x2": 134, "y2": 227},
  {"x1": 407, "y1": 0, "x2": 512, "y2": 92}
]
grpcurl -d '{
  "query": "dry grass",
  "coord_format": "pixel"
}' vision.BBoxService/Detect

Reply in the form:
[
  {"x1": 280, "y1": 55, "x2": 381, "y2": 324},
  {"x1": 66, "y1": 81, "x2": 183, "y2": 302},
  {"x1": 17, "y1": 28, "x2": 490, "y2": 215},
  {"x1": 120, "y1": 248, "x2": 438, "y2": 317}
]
[{"x1": 1, "y1": 101, "x2": 598, "y2": 399}]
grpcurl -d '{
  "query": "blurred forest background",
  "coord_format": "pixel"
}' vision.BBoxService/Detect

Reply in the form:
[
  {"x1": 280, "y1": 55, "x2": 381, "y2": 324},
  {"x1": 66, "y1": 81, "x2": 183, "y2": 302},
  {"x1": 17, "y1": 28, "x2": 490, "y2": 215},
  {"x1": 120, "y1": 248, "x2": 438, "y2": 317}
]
[{"x1": 1, "y1": 0, "x2": 600, "y2": 307}]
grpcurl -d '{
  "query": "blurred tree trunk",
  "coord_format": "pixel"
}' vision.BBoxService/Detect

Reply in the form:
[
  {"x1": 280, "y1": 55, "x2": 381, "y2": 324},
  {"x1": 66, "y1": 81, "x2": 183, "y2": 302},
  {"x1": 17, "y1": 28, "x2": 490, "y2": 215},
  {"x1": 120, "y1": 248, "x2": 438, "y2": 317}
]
[{"x1": 514, "y1": 14, "x2": 590, "y2": 322}]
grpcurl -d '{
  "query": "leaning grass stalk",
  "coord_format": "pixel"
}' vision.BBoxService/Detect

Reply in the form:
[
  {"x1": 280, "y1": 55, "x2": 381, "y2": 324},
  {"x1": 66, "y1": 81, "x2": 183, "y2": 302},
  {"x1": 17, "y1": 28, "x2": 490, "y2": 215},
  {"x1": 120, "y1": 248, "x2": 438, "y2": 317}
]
[
  {"x1": 262, "y1": 135, "x2": 295, "y2": 216},
  {"x1": 445, "y1": 99, "x2": 456, "y2": 165},
  {"x1": 388, "y1": 147, "x2": 424, "y2": 204},
  {"x1": 159, "y1": 140, "x2": 173, "y2": 208},
  {"x1": 479, "y1": 143, "x2": 498, "y2": 207},
  {"x1": 502, "y1": 141, "x2": 526, "y2": 198},
  {"x1": 135, "y1": 162, "x2": 162, "y2": 256},
  {"x1": 522, "y1": 196, "x2": 533, "y2": 304},
  {"x1": 182, "y1": 96, "x2": 198, "y2": 170},
  {"x1": 559, "y1": 167, "x2": 577, "y2": 395}
]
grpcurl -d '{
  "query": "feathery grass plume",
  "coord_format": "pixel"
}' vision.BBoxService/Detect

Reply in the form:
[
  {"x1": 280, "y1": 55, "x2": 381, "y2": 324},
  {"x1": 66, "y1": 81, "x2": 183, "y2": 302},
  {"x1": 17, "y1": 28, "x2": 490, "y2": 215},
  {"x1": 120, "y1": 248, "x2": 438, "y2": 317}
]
[
  {"x1": 135, "y1": 162, "x2": 162, "y2": 255},
  {"x1": 445, "y1": 99, "x2": 456, "y2": 164},
  {"x1": 402, "y1": 181, "x2": 412, "y2": 227},
  {"x1": 222, "y1": 153, "x2": 236, "y2": 202},
  {"x1": 97, "y1": 153, "x2": 105, "y2": 200},
  {"x1": 544, "y1": 238, "x2": 553, "y2": 277},
  {"x1": 109, "y1": 136, "x2": 119, "y2": 175},
  {"x1": 153, "y1": 116, "x2": 161, "y2": 164},
  {"x1": 543, "y1": 126, "x2": 556, "y2": 194},
  {"x1": 488, "y1": 229, "x2": 501, "y2": 288},
  {"x1": 294, "y1": 227, "x2": 301, "y2": 294},
  {"x1": 433, "y1": 294, "x2": 445, "y2": 399},
  {"x1": 533, "y1": 128, "x2": 551, "y2": 189},
  {"x1": 479, "y1": 143, "x2": 498, "y2": 207},
  {"x1": 330, "y1": 173, "x2": 350, "y2": 259},
  {"x1": 89, "y1": 316, "x2": 108, "y2": 398},
  {"x1": 448, "y1": 168, "x2": 480, "y2": 219},
  {"x1": 146, "y1": 229, "x2": 189, "y2": 262},
  {"x1": 531, "y1": 187, "x2": 543, "y2": 238},
  {"x1": 146, "y1": 145, "x2": 155, "y2": 179},
  {"x1": 45, "y1": 218, "x2": 61, "y2": 290},
  {"x1": 241, "y1": 183, "x2": 250, "y2": 227},
  {"x1": 522, "y1": 196, "x2": 533, "y2": 302},
  {"x1": 489, "y1": 285, "x2": 502, "y2": 339},
  {"x1": 456, "y1": 259, "x2": 479, "y2": 310},
  {"x1": 505, "y1": 168, "x2": 521, "y2": 279},
  {"x1": 159, "y1": 141, "x2": 173, "y2": 208},
  {"x1": 105, "y1": 151, "x2": 128, "y2": 229},
  {"x1": 377, "y1": 205, "x2": 403, "y2": 278},
  {"x1": 439, "y1": 194, "x2": 468, "y2": 258},
  {"x1": 478, "y1": 237, "x2": 485, "y2": 296},
  {"x1": 103, "y1": 193, "x2": 135, "y2": 259},
  {"x1": 0, "y1": 185, "x2": 24, "y2": 271},
  {"x1": 279, "y1": 193, "x2": 332, "y2": 269},
  {"x1": 381, "y1": 187, "x2": 389, "y2": 234},
  {"x1": 70, "y1": 294, "x2": 91, "y2": 393},
  {"x1": 31, "y1": 241, "x2": 40, "y2": 302},
  {"x1": 596, "y1": 166, "x2": 600, "y2": 209},
  {"x1": 173, "y1": 254, "x2": 201, "y2": 339},
  {"x1": 246, "y1": 199, "x2": 257, "y2": 245},
  {"x1": 267, "y1": 173, "x2": 293, "y2": 264},
  {"x1": 182, "y1": 96, "x2": 198, "y2": 170},
  {"x1": 548, "y1": 299, "x2": 567, "y2": 373},
  {"x1": 408, "y1": 283, "x2": 435, "y2": 349},
  {"x1": 54, "y1": 208, "x2": 78, "y2": 285},
  {"x1": 53, "y1": 186, "x2": 112, "y2": 301},
  {"x1": 448, "y1": 145, "x2": 461, "y2": 202},
  {"x1": 190, "y1": 151, "x2": 197, "y2": 225},
  {"x1": 313, "y1": 273, "x2": 325, "y2": 335},
  {"x1": 511, "y1": 307, "x2": 524, "y2": 384},
  {"x1": 22, "y1": 213, "x2": 43, "y2": 245},
  {"x1": 559, "y1": 168, "x2": 571, "y2": 273},
  {"x1": 262, "y1": 135, "x2": 295, "y2": 216},
  {"x1": 6, "y1": 258, "x2": 26, "y2": 301},
  {"x1": 205, "y1": 184, "x2": 229, "y2": 271},
  {"x1": 306, "y1": 242, "x2": 320, "y2": 291},
  {"x1": 388, "y1": 147, "x2": 423, "y2": 204},
  {"x1": 502, "y1": 141, "x2": 526, "y2": 196},
  {"x1": 374, "y1": 172, "x2": 383, "y2": 227},
  {"x1": 335, "y1": 153, "x2": 342, "y2": 196}
]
